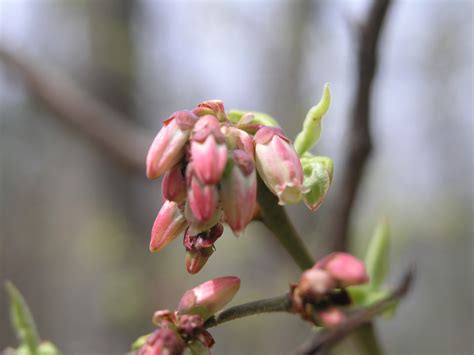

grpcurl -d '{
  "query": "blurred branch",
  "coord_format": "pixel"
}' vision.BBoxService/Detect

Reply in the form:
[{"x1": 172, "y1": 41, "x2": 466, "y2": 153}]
[
  {"x1": 0, "y1": 48, "x2": 151, "y2": 173},
  {"x1": 328, "y1": 0, "x2": 392, "y2": 252},
  {"x1": 292, "y1": 268, "x2": 414, "y2": 355}
]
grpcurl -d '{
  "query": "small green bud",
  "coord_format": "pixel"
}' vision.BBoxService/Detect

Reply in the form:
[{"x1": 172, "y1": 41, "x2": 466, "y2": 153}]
[
  {"x1": 301, "y1": 156, "x2": 334, "y2": 211},
  {"x1": 131, "y1": 334, "x2": 151, "y2": 351},
  {"x1": 294, "y1": 83, "x2": 331, "y2": 156}
]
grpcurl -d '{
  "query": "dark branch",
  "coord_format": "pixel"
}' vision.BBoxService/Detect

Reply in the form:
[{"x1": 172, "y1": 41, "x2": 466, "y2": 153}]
[
  {"x1": 0, "y1": 48, "x2": 151, "y2": 173},
  {"x1": 204, "y1": 293, "x2": 292, "y2": 329},
  {"x1": 328, "y1": 0, "x2": 392, "y2": 251},
  {"x1": 292, "y1": 268, "x2": 414, "y2": 355}
]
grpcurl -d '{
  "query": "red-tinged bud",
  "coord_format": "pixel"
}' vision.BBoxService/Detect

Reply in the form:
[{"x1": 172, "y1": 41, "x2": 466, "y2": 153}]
[
  {"x1": 318, "y1": 307, "x2": 346, "y2": 329},
  {"x1": 194, "y1": 100, "x2": 227, "y2": 121},
  {"x1": 177, "y1": 276, "x2": 241, "y2": 320},
  {"x1": 162, "y1": 164, "x2": 187, "y2": 203},
  {"x1": 138, "y1": 329, "x2": 185, "y2": 355},
  {"x1": 185, "y1": 249, "x2": 213, "y2": 275},
  {"x1": 297, "y1": 268, "x2": 336, "y2": 299},
  {"x1": 254, "y1": 127, "x2": 305, "y2": 205},
  {"x1": 190, "y1": 116, "x2": 228, "y2": 184},
  {"x1": 184, "y1": 201, "x2": 222, "y2": 235},
  {"x1": 146, "y1": 111, "x2": 198, "y2": 179},
  {"x1": 221, "y1": 150, "x2": 257, "y2": 236},
  {"x1": 150, "y1": 201, "x2": 188, "y2": 252},
  {"x1": 187, "y1": 173, "x2": 218, "y2": 223},
  {"x1": 315, "y1": 252, "x2": 369, "y2": 287},
  {"x1": 183, "y1": 224, "x2": 223, "y2": 274},
  {"x1": 220, "y1": 126, "x2": 255, "y2": 159}
]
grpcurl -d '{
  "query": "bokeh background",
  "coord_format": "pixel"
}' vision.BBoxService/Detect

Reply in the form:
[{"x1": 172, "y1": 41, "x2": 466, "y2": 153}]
[{"x1": 1, "y1": 0, "x2": 472, "y2": 354}]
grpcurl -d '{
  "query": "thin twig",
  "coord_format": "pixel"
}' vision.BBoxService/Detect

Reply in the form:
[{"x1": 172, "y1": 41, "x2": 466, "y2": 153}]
[
  {"x1": 0, "y1": 48, "x2": 151, "y2": 173},
  {"x1": 204, "y1": 293, "x2": 292, "y2": 329},
  {"x1": 327, "y1": 0, "x2": 392, "y2": 252},
  {"x1": 292, "y1": 268, "x2": 414, "y2": 355}
]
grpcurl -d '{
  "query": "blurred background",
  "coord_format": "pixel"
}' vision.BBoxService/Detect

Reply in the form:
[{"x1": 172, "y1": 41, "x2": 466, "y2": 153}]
[{"x1": 0, "y1": 0, "x2": 472, "y2": 354}]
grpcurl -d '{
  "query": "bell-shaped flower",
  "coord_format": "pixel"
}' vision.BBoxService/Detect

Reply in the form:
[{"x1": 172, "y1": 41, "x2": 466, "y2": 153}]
[
  {"x1": 315, "y1": 252, "x2": 369, "y2": 287},
  {"x1": 190, "y1": 115, "x2": 228, "y2": 185},
  {"x1": 177, "y1": 276, "x2": 241, "y2": 320},
  {"x1": 254, "y1": 127, "x2": 305, "y2": 205},
  {"x1": 162, "y1": 163, "x2": 187, "y2": 203},
  {"x1": 150, "y1": 200, "x2": 188, "y2": 252},
  {"x1": 220, "y1": 150, "x2": 257, "y2": 236},
  {"x1": 186, "y1": 164, "x2": 219, "y2": 223},
  {"x1": 146, "y1": 111, "x2": 198, "y2": 179}
]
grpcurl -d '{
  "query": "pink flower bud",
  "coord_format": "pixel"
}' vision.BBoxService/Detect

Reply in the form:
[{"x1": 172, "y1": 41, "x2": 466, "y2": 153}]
[
  {"x1": 194, "y1": 100, "x2": 227, "y2": 121},
  {"x1": 150, "y1": 200, "x2": 188, "y2": 252},
  {"x1": 297, "y1": 268, "x2": 336, "y2": 298},
  {"x1": 162, "y1": 164, "x2": 187, "y2": 203},
  {"x1": 318, "y1": 307, "x2": 346, "y2": 329},
  {"x1": 315, "y1": 252, "x2": 369, "y2": 287},
  {"x1": 190, "y1": 116, "x2": 228, "y2": 185},
  {"x1": 186, "y1": 170, "x2": 219, "y2": 223},
  {"x1": 177, "y1": 276, "x2": 241, "y2": 320},
  {"x1": 220, "y1": 126, "x2": 255, "y2": 159},
  {"x1": 146, "y1": 111, "x2": 198, "y2": 179},
  {"x1": 138, "y1": 329, "x2": 185, "y2": 355},
  {"x1": 184, "y1": 201, "x2": 222, "y2": 235},
  {"x1": 254, "y1": 127, "x2": 305, "y2": 205},
  {"x1": 220, "y1": 150, "x2": 257, "y2": 236}
]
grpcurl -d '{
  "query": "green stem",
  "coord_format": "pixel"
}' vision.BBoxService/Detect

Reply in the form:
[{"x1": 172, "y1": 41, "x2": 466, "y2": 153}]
[
  {"x1": 205, "y1": 293, "x2": 291, "y2": 329},
  {"x1": 257, "y1": 178, "x2": 314, "y2": 270}
]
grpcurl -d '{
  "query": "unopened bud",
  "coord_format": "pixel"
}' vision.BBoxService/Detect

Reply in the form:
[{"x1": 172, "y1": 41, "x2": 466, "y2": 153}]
[
  {"x1": 146, "y1": 111, "x2": 198, "y2": 179},
  {"x1": 190, "y1": 115, "x2": 228, "y2": 184},
  {"x1": 138, "y1": 329, "x2": 185, "y2": 355},
  {"x1": 220, "y1": 126, "x2": 254, "y2": 159},
  {"x1": 316, "y1": 252, "x2": 369, "y2": 287},
  {"x1": 220, "y1": 150, "x2": 257, "y2": 236},
  {"x1": 301, "y1": 156, "x2": 333, "y2": 211},
  {"x1": 177, "y1": 276, "x2": 241, "y2": 320},
  {"x1": 318, "y1": 307, "x2": 346, "y2": 329},
  {"x1": 150, "y1": 201, "x2": 188, "y2": 252},
  {"x1": 186, "y1": 173, "x2": 219, "y2": 223},
  {"x1": 185, "y1": 249, "x2": 213, "y2": 275},
  {"x1": 255, "y1": 127, "x2": 305, "y2": 205},
  {"x1": 162, "y1": 163, "x2": 187, "y2": 203},
  {"x1": 194, "y1": 100, "x2": 227, "y2": 121},
  {"x1": 298, "y1": 268, "x2": 335, "y2": 299}
]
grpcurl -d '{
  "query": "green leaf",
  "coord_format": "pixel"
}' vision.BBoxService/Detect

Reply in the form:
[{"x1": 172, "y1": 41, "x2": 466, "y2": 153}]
[
  {"x1": 294, "y1": 83, "x2": 331, "y2": 156},
  {"x1": 365, "y1": 219, "x2": 390, "y2": 290},
  {"x1": 5, "y1": 281, "x2": 41, "y2": 352},
  {"x1": 347, "y1": 285, "x2": 370, "y2": 306},
  {"x1": 227, "y1": 110, "x2": 280, "y2": 127}
]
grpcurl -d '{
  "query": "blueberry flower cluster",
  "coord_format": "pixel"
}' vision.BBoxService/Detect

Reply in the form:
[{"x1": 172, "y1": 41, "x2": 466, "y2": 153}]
[{"x1": 146, "y1": 100, "x2": 319, "y2": 273}]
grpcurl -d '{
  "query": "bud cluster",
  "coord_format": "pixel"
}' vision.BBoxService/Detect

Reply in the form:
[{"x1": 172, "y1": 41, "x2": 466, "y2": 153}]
[
  {"x1": 138, "y1": 276, "x2": 240, "y2": 355},
  {"x1": 147, "y1": 100, "x2": 311, "y2": 273},
  {"x1": 291, "y1": 253, "x2": 369, "y2": 328}
]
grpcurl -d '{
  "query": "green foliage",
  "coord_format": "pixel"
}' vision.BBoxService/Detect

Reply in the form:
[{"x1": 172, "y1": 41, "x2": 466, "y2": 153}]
[
  {"x1": 227, "y1": 110, "x2": 280, "y2": 127},
  {"x1": 365, "y1": 219, "x2": 390, "y2": 290},
  {"x1": 5, "y1": 281, "x2": 41, "y2": 352},
  {"x1": 5, "y1": 281, "x2": 61, "y2": 355},
  {"x1": 294, "y1": 83, "x2": 331, "y2": 156}
]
